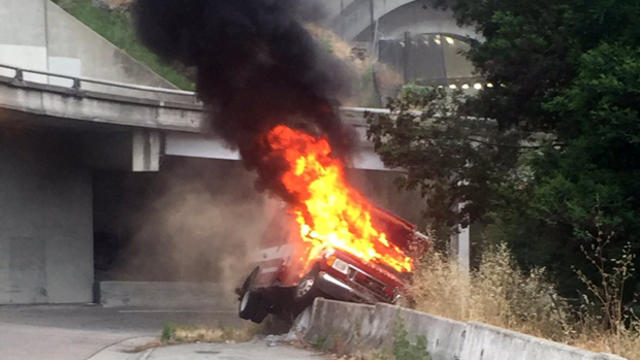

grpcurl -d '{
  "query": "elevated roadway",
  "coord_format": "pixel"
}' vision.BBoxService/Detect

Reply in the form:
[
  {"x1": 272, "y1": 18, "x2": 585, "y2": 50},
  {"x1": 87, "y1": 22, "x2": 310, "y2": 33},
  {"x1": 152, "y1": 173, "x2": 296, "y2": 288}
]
[{"x1": 0, "y1": 63, "x2": 389, "y2": 171}]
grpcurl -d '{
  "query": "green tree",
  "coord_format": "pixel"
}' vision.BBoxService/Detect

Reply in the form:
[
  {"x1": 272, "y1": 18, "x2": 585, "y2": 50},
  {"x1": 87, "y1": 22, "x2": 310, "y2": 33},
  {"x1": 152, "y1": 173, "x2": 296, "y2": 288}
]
[
  {"x1": 367, "y1": 0, "x2": 640, "y2": 305},
  {"x1": 367, "y1": 85, "x2": 520, "y2": 244}
]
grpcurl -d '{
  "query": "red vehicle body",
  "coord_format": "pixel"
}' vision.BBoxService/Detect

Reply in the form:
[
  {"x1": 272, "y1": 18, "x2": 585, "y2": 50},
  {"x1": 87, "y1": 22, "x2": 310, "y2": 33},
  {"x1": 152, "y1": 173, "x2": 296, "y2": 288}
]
[{"x1": 236, "y1": 206, "x2": 429, "y2": 323}]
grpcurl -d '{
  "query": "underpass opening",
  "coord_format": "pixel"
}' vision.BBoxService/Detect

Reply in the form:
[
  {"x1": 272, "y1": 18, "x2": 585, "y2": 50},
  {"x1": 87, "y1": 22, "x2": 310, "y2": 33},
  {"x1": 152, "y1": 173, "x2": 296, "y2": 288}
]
[{"x1": 91, "y1": 154, "x2": 426, "y2": 307}]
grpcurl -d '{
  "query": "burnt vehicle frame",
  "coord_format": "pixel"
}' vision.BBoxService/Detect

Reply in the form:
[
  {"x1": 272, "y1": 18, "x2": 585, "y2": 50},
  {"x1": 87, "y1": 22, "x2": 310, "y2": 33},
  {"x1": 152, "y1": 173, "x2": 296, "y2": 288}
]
[{"x1": 236, "y1": 206, "x2": 429, "y2": 323}]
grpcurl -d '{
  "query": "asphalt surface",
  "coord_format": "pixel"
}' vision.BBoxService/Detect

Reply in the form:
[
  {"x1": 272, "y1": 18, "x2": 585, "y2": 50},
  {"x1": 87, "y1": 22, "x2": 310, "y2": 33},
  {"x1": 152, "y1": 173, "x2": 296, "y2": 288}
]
[
  {"x1": 89, "y1": 337, "x2": 328, "y2": 360},
  {"x1": 0, "y1": 304, "x2": 242, "y2": 360},
  {"x1": 136, "y1": 342, "x2": 327, "y2": 360}
]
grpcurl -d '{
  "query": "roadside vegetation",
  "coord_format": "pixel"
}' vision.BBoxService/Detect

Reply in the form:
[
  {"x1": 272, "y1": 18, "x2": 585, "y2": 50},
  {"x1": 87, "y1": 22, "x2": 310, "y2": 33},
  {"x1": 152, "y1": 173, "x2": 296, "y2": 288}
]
[
  {"x1": 51, "y1": 0, "x2": 195, "y2": 90},
  {"x1": 126, "y1": 322, "x2": 262, "y2": 353},
  {"x1": 407, "y1": 241, "x2": 639, "y2": 359},
  {"x1": 367, "y1": 1, "x2": 640, "y2": 359},
  {"x1": 388, "y1": 319, "x2": 430, "y2": 360},
  {"x1": 160, "y1": 322, "x2": 261, "y2": 344},
  {"x1": 304, "y1": 24, "x2": 385, "y2": 108},
  {"x1": 310, "y1": 318, "x2": 431, "y2": 360}
]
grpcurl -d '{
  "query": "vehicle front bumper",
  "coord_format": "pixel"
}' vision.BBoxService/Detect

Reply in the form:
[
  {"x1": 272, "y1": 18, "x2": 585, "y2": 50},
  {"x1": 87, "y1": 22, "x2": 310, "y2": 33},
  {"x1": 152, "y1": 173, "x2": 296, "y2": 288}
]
[{"x1": 315, "y1": 271, "x2": 389, "y2": 305}]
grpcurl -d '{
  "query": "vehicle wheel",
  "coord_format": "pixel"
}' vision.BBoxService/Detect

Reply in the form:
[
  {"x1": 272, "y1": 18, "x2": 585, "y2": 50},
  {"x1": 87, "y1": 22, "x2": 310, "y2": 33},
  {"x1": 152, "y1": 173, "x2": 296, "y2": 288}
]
[
  {"x1": 251, "y1": 303, "x2": 269, "y2": 323},
  {"x1": 295, "y1": 274, "x2": 316, "y2": 301},
  {"x1": 238, "y1": 288, "x2": 261, "y2": 321},
  {"x1": 237, "y1": 267, "x2": 260, "y2": 298},
  {"x1": 294, "y1": 270, "x2": 320, "y2": 305}
]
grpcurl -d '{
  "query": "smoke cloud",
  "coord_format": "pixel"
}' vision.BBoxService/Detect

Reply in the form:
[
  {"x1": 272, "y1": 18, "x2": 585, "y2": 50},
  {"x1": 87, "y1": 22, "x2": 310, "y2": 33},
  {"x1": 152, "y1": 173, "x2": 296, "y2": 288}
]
[
  {"x1": 134, "y1": 0, "x2": 356, "y2": 202},
  {"x1": 101, "y1": 159, "x2": 283, "y2": 301}
]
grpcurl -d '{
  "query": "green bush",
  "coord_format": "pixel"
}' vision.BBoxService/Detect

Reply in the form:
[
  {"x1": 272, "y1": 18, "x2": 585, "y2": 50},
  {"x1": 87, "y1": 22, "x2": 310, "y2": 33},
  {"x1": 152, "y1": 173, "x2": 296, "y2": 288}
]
[
  {"x1": 161, "y1": 322, "x2": 176, "y2": 341},
  {"x1": 392, "y1": 318, "x2": 430, "y2": 360}
]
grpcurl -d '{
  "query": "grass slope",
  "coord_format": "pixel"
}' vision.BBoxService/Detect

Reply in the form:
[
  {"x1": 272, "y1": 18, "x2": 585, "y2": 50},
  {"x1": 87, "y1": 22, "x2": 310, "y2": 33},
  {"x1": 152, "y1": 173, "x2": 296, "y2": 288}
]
[{"x1": 52, "y1": 0, "x2": 195, "y2": 90}]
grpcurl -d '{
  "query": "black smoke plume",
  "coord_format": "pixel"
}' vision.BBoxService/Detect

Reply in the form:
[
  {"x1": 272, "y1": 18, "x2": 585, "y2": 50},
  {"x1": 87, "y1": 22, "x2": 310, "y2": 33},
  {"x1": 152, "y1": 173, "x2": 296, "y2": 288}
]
[{"x1": 134, "y1": 0, "x2": 355, "y2": 202}]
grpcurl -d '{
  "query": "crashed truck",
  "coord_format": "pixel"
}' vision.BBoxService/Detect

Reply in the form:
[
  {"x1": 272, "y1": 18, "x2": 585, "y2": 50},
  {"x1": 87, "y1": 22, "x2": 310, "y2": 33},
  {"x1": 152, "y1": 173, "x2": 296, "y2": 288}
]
[{"x1": 236, "y1": 206, "x2": 429, "y2": 323}]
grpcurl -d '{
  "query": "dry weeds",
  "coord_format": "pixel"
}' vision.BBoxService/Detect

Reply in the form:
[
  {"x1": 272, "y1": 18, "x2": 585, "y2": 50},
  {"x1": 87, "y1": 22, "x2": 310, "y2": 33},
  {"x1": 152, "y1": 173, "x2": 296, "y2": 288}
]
[
  {"x1": 169, "y1": 325, "x2": 259, "y2": 343},
  {"x1": 408, "y1": 244, "x2": 639, "y2": 359},
  {"x1": 126, "y1": 322, "x2": 262, "y2": 353}
]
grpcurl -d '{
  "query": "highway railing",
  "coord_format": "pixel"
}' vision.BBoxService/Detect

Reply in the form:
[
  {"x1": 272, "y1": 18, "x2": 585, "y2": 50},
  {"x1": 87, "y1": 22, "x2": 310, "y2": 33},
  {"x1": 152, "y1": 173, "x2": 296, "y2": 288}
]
[{"x1": 0, "y1": 63, "x2": 198, "y2": 104}]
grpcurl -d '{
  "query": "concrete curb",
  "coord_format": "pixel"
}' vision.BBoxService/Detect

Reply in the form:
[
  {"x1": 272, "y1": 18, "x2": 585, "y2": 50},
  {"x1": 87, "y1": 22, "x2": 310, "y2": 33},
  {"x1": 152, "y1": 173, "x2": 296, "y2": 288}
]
[{"x1": 300, "y1": 298, "x2": 627, "y2": 360}]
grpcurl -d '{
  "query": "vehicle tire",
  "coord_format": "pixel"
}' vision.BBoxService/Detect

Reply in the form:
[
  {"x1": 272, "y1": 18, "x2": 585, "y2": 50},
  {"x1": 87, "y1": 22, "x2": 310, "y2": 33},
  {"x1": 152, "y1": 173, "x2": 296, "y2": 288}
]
[
  {"x1": 238, "y1": 288, "x2": 262, "y2": 321},
  {"x1": 251, "y1": 303, "x2": 269, "y2": 323},
  {"x1": 238, "y1": 267, "x2": 269, "y2": 323},
  {"x1": 294, "y1": 270, "x2": 320, "y2": 305},
  {"x1": 237, "y1": 267, "x2": 260, "y2": 298}
]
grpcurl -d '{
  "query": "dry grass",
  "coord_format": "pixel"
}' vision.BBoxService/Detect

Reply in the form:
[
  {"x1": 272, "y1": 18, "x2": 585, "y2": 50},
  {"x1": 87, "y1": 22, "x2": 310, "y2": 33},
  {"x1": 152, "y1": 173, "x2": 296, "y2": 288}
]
[
  {"x1": 408, "y1": 244, "x2": 639, "y2": 359},
  {"x1": 304, "y1": 23, "x2": 404, "y2": 107},
  {"x1": 572, "y1": 325, "x2": 640, "y2": 359},
  {"x1": 126, "y1": 323, "x2": 262, "y2": 353},
  {"x1": 305, "y1": 23, "x2": 369, "y2": 72},
  {"x1": 170, "y1": 325, "x2": 259, "y2": 343},
  {"x1": 162, "y1": 322, "x2": 260, "y2": 344}
]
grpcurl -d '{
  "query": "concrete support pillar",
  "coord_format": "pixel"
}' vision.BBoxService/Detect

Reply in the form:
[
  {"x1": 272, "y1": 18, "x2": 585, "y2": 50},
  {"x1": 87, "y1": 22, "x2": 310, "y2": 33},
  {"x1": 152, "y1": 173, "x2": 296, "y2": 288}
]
[
  {"x1": 451, "y1": 202, "x2": 470, "y2": 272},
  {"x1": 457, "y1": 224, "x2": 470, "y2": 270},
  {"x1": 0, "y1": 130, "x2": 93, "y2": 304},
  {"x1": 132, "y1": 129, "x2": 160, "y2": 172}
]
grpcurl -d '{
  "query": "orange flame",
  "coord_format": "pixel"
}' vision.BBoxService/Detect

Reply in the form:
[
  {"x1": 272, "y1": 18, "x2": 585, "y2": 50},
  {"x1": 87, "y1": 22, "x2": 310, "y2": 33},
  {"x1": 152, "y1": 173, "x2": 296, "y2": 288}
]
[{"x1": 266, "y1": 125, "x2": 413, "y2": 273}]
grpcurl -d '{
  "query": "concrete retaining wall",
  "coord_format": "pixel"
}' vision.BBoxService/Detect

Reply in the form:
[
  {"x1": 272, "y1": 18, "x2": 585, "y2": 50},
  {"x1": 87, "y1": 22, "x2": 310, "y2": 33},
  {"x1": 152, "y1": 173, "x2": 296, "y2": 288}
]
[
  {"x1": 99, "y1": 281, "x2": 235, "y2": 310},
  {"x1": 0, "y1": 0, "x2": 177, "y2": 92},
  {"x1": 301, "y1": 298, "x2": 626, "y2": 360},
  {"x1": 0, "y1": 130, "x2": 93, "y2": 304}
]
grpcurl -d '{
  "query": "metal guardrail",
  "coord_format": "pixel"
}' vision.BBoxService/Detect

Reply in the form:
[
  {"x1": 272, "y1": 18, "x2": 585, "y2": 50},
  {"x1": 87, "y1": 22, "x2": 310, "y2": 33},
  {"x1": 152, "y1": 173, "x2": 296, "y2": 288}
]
[
  {"x1": 0, "y1": 63, "x2": 197, "y2": 97},
  {"x1": 0, "y1": 63, "x2": 489, "y2": 125}
]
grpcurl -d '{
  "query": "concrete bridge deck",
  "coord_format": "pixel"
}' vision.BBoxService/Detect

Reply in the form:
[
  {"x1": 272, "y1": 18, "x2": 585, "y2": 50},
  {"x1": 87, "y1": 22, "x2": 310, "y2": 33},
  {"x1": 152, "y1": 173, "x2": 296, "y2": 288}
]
[
  {"x1": 0, "y1": 63, "x2": 388, "y2": 170},
  {"x1": 0, "y1": 64, "x2": 205, "y2": 133}
]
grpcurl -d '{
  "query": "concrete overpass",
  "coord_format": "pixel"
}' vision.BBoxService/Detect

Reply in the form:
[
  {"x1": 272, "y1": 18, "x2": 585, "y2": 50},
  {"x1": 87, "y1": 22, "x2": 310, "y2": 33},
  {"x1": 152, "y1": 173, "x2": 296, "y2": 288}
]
[
  {"x1": 0, "y1": 62, "x2": 423, "y2": 305},
  {"x1": 0, "y1": 0, "x2": 428, "y2": 306},
  {"x1": 321, "y1": 0, "x2": 477, "y2": 42},
  {"x1": 0, "y1": 63, "x2": 391, "y2": 172},
  {"x1": 0, "y1": 0, "x2": 468, "y2": 306}
]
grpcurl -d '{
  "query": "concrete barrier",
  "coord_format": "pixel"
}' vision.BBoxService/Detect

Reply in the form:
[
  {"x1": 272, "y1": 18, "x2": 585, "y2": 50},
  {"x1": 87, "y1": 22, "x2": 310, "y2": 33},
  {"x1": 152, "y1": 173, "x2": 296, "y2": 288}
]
[
  {"x1": 300, "y1": 298, "x2": 627, "y2": 360},
  {"x1": 397, "y1": 306, "x2": 467, "y2": 360},
  {"x1": 303, "y1": 298, "x2": 380, "y2": 353},
  {"x1": 99, "y1": 281, "x2": 235, "y2": 309},
  {"x1": 460, "y1": 322, "x2": 625, "y2": 360}
]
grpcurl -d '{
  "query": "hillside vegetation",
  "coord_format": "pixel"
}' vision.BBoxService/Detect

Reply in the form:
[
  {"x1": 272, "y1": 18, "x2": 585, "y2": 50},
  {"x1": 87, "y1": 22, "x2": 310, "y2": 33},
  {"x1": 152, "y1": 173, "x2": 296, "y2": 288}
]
[{"x1": 52, "y1": 0, "x2": 195, "y2": 90}]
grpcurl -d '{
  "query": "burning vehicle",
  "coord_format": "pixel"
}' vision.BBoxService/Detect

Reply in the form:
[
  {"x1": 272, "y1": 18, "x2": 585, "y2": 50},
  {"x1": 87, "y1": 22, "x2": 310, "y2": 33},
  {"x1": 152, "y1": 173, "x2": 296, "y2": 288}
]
[
  {"x1": 132, "y1": 1, "x2": 428, "y2": 323},
  {"x1": 236, "y1": 126, "x2": 429, "y2": 323}
]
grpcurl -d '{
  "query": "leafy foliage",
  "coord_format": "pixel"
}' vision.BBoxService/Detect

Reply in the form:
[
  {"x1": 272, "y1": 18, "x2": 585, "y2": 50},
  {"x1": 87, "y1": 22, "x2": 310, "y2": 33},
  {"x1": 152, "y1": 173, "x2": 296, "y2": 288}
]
[
  {"x1": 392, "y1": 317, "x2": 430, "y2": 360},
  {"x1": 368, "y1": 0, "x2": 640, "y2": 307},
  {"x1": 161, "y1": 322, "x2": 176, "y2": 341},
  {"x1": 367, "y1": 85, "x2": 520, "y2": 242}
]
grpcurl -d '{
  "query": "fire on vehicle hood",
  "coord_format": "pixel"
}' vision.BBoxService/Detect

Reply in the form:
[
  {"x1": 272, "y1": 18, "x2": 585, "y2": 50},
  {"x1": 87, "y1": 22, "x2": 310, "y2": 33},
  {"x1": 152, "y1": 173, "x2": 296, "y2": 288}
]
[{"x1": 236, "y1": 126, "x2": 429, "y2": 323}]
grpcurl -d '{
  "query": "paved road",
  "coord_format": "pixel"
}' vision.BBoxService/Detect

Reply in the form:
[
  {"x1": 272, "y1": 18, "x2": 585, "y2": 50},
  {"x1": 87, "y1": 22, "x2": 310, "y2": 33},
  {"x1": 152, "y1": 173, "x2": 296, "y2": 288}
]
[
  {"x1": 90, "y1": 337, "x2": 328, "y2": 360},
  {"x1": 139, "y1": 342, "x2": 327, "y2": 360},
  {"x1": 0, "y1": 304, "x2": 241, "y2": 360}
]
